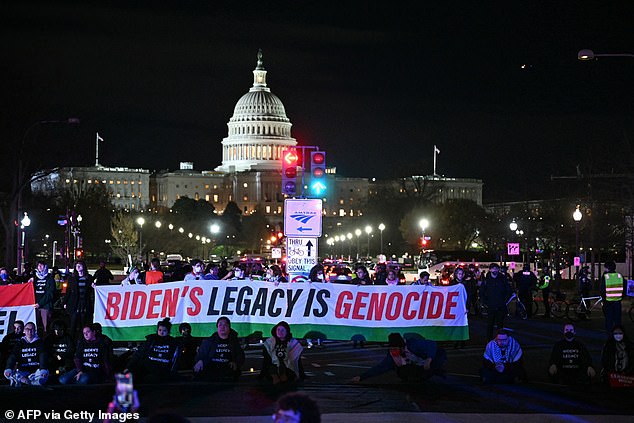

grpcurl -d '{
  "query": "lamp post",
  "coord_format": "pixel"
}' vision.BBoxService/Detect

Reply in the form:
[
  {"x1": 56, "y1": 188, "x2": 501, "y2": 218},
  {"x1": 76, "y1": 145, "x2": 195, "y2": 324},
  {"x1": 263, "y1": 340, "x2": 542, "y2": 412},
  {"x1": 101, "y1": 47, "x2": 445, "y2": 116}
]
[
  {"x1": 355, "y1": 229, "x2": 362, "y2": 260},
  {"x1": 17, "y1": 212, "x2": 31, "y2": 275},
  {"x1": 573, "y1": 206, "x2": 583, "y2": 276},
  {"x1": 364, "y1": 225, "x2": 372, "y2": 259},
  {"x1": 378, "y1": 223, "x2": 385, "y2": 255},
  {"x1": 578, "y1": 49, "x2": 634, "y2": 61},
  {"x1": 347, "y1": 233, "x2": 353, "y2": 260},
  {"x1": 136, "y1": 217, "x2": 145, "y2": 262}
]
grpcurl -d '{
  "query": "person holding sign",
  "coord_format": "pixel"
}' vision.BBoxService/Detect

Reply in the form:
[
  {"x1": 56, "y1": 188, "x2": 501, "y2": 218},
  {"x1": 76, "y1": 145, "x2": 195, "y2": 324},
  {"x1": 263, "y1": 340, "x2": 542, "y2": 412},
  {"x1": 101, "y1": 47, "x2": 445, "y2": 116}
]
[{"x1": 262, "y1": 321, "x2": 303, "y2": 385}]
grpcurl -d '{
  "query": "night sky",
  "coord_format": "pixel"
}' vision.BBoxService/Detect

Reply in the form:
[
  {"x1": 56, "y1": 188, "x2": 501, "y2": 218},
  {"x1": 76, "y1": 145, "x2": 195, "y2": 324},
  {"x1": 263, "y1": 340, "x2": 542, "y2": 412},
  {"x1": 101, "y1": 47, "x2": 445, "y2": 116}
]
[{"x1": 3, "y1": 1, "x2": 634, "y2": 201}]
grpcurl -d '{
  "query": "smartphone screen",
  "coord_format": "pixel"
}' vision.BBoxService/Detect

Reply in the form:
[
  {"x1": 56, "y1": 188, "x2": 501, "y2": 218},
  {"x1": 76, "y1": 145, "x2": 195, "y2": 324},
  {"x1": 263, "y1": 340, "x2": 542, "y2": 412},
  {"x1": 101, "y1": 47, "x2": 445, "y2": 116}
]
[{"x1": 115, "y1": 372, "x2": 134, "y2": 409}]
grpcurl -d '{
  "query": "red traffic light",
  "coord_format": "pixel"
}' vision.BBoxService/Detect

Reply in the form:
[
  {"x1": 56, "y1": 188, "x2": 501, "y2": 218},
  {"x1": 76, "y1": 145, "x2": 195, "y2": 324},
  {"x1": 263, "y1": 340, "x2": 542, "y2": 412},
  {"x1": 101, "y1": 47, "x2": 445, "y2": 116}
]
[
  {"x1": 283, "y1": 151, "x2": 299, "y2": 165},
  {"x1": 312, "y1": 167, "x2": 324, "y2": 178},
  {"x1": 311, "y1": 152, "x2": 325, "y2": 165},
  {"x1": 285, "y1": 167, "x2": 297, "y2": 178}
]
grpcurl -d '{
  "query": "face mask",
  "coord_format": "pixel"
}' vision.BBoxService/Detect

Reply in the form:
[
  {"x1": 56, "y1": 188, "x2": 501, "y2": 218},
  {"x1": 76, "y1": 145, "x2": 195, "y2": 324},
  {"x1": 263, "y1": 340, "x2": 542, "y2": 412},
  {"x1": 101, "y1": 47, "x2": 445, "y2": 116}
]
[
  {"x1": 614, "y1": 334, "x2": 624, "y2": 342},
  {"x1": 564, "y1": 331, "x2": 575, "y2": 340}
]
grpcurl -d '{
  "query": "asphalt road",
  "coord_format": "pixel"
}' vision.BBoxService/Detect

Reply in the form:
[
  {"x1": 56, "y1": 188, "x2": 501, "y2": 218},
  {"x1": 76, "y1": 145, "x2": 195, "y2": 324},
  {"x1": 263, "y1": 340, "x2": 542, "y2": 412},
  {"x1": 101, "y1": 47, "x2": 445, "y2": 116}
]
[{"x1": 1, "y1": 300, "x2": 633, "y2": 422}]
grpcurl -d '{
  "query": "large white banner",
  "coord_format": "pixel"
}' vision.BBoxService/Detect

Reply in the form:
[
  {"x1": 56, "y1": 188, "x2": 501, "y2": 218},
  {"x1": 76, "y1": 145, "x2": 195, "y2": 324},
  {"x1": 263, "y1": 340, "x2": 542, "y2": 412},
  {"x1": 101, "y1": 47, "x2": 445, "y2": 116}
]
[{"x1": 94, "y1": 280, "x2": 468, "y2": 342}]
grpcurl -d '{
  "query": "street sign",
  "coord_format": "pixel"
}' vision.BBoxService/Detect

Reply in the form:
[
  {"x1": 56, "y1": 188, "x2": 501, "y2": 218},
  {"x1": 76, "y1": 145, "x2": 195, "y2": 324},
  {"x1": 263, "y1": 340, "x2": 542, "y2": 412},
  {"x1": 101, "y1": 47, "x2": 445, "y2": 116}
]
[
  {"x1": 286, "y1": 237, "x2": 318, "y2": 281},
  {"x1": 573, "y1": 256, "x2": 581, "y2": 267},
  {"x1": 271, "y1": 248, "x2": 282, "y2": 259},
  {"x1": 507, "y1": 242, "x2": 520, "y2": 256},
  {"x1": 284, "y1": 199, "x2": 322, "y2": 237}
]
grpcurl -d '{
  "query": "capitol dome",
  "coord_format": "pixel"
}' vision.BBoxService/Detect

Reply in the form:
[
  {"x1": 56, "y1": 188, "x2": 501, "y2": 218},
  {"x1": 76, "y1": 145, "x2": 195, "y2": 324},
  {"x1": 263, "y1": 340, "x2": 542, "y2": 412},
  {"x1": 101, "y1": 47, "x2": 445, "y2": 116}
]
[{"x1": 216, "y1": 50, "x2": 296, "y2": 173}]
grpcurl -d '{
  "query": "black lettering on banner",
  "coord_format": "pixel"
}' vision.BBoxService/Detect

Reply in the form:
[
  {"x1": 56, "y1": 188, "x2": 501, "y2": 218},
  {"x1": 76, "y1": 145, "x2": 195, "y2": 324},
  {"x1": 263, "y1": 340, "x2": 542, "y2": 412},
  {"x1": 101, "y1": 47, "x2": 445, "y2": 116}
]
[
  {"x1": 268, "y1": 289, "x2": 283, "y2": 317},
  {"x1": 236, "y1": 286, "x2": 253, "y2": 316},
  {"x1": 206, "y1": 287, "x2": 220, "y2": 316},
  {"x1": 252, "y1": 288, "x2": 268, "y2": 316},
  {"x1": 285, "y1": 289, "x2": 302, "y2": 318},
  {"x1": 303, "y1": 289, "x2": 316, "y2": 317},
  {"x1": 0, "y1": 310, "x2": 17, "y2": 336},
  {"x1": 314, "y1": 289, "x2": 329, "y2": 317},
  {"x1": 221, "y1": 287, "x2": 238, "y2": 315}
]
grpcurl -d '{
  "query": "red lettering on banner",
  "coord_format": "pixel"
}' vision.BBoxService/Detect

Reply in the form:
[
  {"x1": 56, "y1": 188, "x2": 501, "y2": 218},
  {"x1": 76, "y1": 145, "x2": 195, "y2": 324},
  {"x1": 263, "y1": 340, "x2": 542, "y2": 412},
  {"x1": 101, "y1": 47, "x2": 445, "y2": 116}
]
[
  {"x1": 105, "y1": 292, "x2": 121, "y2": 320},
  {"x1": 130, "y1": 291, "x2": 147, "y2": 319},
  {"x1": 162, "y1": 289, "x2": 179, "y2": 317},
  {"x1": 335, "y1": 291, "x2": 353, "y2": 318},
  {"x1": 147, "y1": 290, "x2": 161, "y2": 319},
  {"x1": 418, "y1": 291, "x2": 429, "y2": 319},
  {"x1": 367, "y1": 292, "x2": 386, "y2": 320},
  {"x1": 187, "y1": 287, "x2": 203, "y2": 315},
  {"x1": 403, "y1": 292, "x2": 419, "y2": 320},
  {"x1": 121, "y1": 292, "x2": 131, "y2": 321},
  {"x1": 428, "y1": 292, "x2": 443, "y2": 319},
  {"x1": 352, "y1": 292, "x2": 369, "y2": 320},
  {"x1": 443, "y1": 291, "x2": 458, "y2": 319},
  {"x1": 386, "y1": 292, "x2": 403, "y2": 320}
]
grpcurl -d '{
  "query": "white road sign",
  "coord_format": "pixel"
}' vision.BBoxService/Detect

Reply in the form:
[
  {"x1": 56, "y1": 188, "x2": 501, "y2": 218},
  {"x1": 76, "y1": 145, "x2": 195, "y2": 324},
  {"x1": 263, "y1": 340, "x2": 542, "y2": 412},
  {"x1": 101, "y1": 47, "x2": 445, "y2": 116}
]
[
  {"x1": 286, "y1": 237, "x2": 318, "y2": 280},
  {"x1": 284, "y1": 199, "x2": 322, "y2": 237}
]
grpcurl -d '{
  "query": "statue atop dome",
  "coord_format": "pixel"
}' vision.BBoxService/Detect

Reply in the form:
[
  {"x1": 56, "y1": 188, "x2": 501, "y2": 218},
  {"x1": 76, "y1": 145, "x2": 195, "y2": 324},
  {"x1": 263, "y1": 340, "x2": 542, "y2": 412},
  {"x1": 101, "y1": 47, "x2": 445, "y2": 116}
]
[{"x1": 256, "y1": 49, "x2": 265, "y2": 70}]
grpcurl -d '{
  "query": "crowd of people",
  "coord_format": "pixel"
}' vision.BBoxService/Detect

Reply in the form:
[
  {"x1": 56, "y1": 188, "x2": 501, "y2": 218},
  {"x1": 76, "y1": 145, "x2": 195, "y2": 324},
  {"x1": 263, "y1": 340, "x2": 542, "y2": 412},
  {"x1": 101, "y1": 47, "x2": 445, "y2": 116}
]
[{"x1": 1, "y1": 257, "x2": 631, "y2": 391}]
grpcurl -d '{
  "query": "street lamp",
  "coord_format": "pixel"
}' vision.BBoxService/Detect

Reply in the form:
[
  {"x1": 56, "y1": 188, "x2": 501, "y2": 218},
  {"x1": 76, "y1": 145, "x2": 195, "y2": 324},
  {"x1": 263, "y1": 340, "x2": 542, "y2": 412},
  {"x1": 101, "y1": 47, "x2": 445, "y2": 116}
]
[
  {"x1": 355, "y1": 229, "x2": 362, "y2": 260},
  {"x1": 573, "y1": 206, "x2": 583, "y2": 275},
  {"x1": 155, "y1": 221, "x2": 162, "y2": 229},
  {"x1": 509, "y1": 220, "x2": 518, "y2": 232},
  {"x1": 136, "y1": 217, "x2": 145, "y2": 261},
  {"x1": 17, "y1": 212, "x2": 31, "y2": 275},
  {"x1": 378, "y1": 223, "x2": 385, "y2": 255},
  {"x1": 578, "y1": 49, "x2": 634, "y2": 61},
  {"x1": 365, "y1": 225, "x2": 372, "y2": 259},
  {"x1": 347, "y1": 233, "x2": 353, "y2": 260}
]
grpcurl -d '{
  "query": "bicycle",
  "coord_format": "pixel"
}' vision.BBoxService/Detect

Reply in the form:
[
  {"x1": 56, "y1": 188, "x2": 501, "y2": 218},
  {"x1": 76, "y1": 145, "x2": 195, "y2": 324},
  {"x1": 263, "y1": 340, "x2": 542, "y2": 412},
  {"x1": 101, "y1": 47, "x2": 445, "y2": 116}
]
[
  {"x1": 531, "y1": 290, "x2": 567, "y2": 318},
  {"x1": 566, "y1": 295, "x2": 603, "y2": 322},
  {"x1": 506, "y1": 292, "x2": 528, "y2": 320}
]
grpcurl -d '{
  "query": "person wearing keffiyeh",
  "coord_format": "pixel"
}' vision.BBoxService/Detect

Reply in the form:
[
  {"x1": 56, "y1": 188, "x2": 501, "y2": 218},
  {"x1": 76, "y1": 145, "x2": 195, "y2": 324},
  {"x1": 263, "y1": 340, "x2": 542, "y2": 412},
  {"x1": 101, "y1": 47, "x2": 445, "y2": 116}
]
[{"x1": 480, "y1": 329, "x2": 526, "y2": 384}]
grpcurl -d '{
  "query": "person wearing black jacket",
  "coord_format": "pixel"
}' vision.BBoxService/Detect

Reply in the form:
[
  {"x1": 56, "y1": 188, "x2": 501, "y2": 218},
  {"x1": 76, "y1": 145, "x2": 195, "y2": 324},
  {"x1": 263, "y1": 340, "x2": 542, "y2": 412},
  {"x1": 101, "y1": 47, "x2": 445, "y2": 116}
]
[
  {"x1": 30, "y1": 261, "x2": 56, "y2": 336},
  {"x1": 1, "y1": 320, "x2": 24, "y2": 371},
  {"x1": 194, "y1": 317, "x2": 244, "y2": 381},
  {"x1": 59, "y1": 323, "x2": 111, "y2": 384},
  {"x1": 3, "y1": 322, "x2": 49, "y2": 386},
  {"x1": 64, "y1": 260, "x2": 95, "y2": 338},
  {"x1": 480, "y1": 263, "x2": 513, "y2": 340},
  {"x1": 43, "y1": 320, "x2": 75, "y2": 383},
  {"x1": 125, "y1": 318, "x2": 180, "y2": 383},
  {"x1": 548, "y1": 323, "x2": 595, "y2": 385}
]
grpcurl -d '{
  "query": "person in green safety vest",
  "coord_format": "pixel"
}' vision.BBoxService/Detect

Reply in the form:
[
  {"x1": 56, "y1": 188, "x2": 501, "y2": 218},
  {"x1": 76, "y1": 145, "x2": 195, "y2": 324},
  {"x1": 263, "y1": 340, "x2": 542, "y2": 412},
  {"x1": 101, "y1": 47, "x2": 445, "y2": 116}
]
[
  {"x1": 601, "y1": 261, "x2": 624, "y2": 331},
  {"x1": 538, "y1": 266, "x2": 552, "y2": 318}
]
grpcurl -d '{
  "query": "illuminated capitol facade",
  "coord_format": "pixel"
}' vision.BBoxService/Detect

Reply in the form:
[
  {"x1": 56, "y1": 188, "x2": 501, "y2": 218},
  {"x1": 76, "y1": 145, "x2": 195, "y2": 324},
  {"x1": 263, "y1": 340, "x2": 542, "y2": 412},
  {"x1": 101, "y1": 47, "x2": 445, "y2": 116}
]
[{"x1": 34, "y1": 51, "x2": 482, "y2": 222}]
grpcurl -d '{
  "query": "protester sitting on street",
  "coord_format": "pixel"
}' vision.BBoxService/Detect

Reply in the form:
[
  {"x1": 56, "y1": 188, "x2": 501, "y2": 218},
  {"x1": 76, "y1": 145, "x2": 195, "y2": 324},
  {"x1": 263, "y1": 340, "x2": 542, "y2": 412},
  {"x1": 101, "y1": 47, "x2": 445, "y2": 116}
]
[
  {"x1": 44, "y1": 320, "x2": 75, "y2": 383},
  {"x1": 273, "y1": 392, "x2": 321, "y2": 423},
  {"x1": 601, "y1": 324, "x2": 633, "y2": 381},
  {"x1": 548, "y1": 323, "x2": 595, "y2": 385},
  {"x1": 352, "y1": 333, "x2": 446, "y2": 383},
  {"x1": 59, "y1": 323, "x2": 111, "y2": 385},
  {"x1": 1, "y1": 320, "x2": 24, "y2": 370},
  {"x1": 144, "y1": 258, "x2": 164, "y2": 285},
  {"x1": 184, "y1": 259, "x2": 206, "y2": 281},
  {"x1": 480, "y1": 329, "x2": 526, "y2": 384},
  {"x1": 4, "y1": 322, "x2": 49, "y2": 386},
  {"x1": 193, "y1": 317, "x2": 244, "y2": 381},
  {"x1": 176, "y1": 322, "x2": 200, "y2": 372},
  {"x1": 125, "y1": 318, "x2": 180, "y2": 383},
  {"x1": 411, "y1": 271, "x2": 431, "y2": 286},
  {"x1": 262, "y1": 321, "x2": 303, "y2": 384}
]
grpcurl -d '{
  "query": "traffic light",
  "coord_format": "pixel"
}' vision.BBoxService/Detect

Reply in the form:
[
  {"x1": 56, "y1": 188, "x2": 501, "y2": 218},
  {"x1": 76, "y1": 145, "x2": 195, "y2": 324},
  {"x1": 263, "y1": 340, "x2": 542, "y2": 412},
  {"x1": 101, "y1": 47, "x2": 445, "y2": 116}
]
[
  {"x1": 309, "y1": 151, "x2": 326, "y2": 196},
  {"x1": 281, "y1": 147, "x2": 299, "y2": 196},
  {"x1": 75, "y1": 249, "x2": 84, "y2": 259}
]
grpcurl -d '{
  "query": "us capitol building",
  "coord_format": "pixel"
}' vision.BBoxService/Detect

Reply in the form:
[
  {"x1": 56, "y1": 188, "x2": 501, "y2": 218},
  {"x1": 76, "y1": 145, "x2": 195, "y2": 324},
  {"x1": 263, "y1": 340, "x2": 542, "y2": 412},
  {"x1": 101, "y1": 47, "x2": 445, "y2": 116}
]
[{"x1": 34, "y1": 51, "x2": 482, "y2": 227}]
